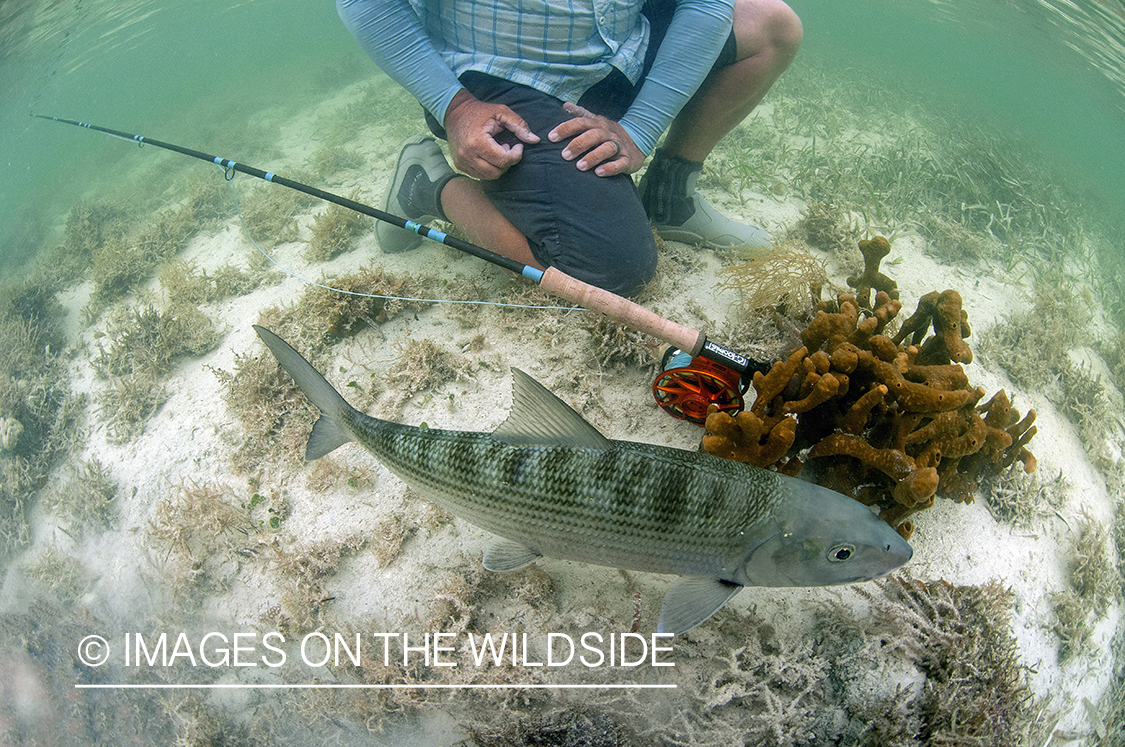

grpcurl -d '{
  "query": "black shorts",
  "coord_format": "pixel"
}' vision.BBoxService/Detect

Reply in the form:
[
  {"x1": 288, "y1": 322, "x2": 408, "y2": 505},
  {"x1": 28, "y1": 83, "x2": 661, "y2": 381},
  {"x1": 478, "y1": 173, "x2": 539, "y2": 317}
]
[{"x1": 423, "y1": 2, "x2": 738, "y2": 297}]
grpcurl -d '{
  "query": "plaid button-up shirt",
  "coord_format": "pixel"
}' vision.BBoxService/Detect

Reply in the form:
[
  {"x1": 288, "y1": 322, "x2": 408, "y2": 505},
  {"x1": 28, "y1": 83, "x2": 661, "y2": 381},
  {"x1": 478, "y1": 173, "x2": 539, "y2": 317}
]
[
  {"x1": 410, "y1": 0, "x2": 649, "y2": 104},
  {"x1": 339, "y1": 0, "x2": 733, "y2": 154}
]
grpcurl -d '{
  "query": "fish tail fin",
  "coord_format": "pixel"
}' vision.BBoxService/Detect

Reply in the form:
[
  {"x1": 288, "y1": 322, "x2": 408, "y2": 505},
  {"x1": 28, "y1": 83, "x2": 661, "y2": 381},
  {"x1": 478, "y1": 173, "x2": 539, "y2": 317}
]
[{"x1": 253, "y1": 325, "x2": 355, "y2": 461}]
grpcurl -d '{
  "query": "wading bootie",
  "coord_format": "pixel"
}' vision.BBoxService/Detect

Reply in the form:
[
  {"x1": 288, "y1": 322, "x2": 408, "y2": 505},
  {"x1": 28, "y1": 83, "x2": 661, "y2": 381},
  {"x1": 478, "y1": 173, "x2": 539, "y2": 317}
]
[
  {"x1": 640, "y1": 149, "x2": 771, "y2": 250},
  {"x1": 378, "y1": 135, "x2": 458, "y2": 254}
]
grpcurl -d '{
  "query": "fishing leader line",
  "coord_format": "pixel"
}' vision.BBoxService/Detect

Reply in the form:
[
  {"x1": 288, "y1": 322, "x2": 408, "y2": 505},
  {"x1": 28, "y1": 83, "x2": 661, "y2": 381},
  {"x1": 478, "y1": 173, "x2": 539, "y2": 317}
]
[{"x1": 215, "y1": 162, "x2": 584, "y2": 312}]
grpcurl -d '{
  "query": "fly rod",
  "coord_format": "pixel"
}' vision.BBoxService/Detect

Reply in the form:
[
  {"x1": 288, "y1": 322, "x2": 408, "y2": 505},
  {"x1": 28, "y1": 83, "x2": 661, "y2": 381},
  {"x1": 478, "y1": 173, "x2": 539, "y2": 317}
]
[{"x1": 34, "y1": 113, "x2": 765, "y2": 421}]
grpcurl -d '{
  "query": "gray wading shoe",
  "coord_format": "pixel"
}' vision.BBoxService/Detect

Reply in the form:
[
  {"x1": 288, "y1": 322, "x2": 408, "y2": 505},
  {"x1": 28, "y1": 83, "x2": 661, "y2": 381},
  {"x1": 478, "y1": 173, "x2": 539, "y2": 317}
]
[
  {"x1": 640, "y1": 149, "x2": 771, "y2": 250},
  {"x1": 378, "y1": 135, "x2": 458, "y2": 254}
]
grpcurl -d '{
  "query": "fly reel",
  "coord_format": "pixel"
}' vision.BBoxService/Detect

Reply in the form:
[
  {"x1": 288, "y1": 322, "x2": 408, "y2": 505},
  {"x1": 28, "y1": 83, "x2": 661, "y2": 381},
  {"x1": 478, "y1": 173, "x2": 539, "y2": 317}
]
[{"x1": 652, "y1": 347, "x2": 747, "y2": 425}]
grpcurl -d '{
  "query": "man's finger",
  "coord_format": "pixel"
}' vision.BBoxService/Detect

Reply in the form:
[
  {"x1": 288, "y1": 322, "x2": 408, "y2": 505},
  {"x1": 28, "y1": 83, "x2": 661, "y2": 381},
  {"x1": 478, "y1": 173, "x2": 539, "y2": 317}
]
[
  {"x1": 561, "y1": 102, "x2": 593, "y2": 118},
  {"x1": 560, "y1": 128, "x2": 611, "y2": 161},
  {"x1": 464, "y1": 142, "x2": 525, "y2": 180},
  {"x1": 576, "y1": 139, "x2": 623, "y2": 172},
  {"x1": 494, "y1": 112, "x2": 540, "y2": 144},
  {"x1": 547, "y1": 116, "x2": 592, "y2": 144}
]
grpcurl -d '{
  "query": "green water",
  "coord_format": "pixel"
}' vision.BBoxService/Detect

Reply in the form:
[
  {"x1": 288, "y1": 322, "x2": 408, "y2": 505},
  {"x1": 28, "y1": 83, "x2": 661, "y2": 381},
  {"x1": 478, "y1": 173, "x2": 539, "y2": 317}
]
[
  {"x1": 0, "y1": 0, "x2": 366, "y2": 275},
  {"x1": 793, "y1": 0, "x2": 1125, "y2": 223}
]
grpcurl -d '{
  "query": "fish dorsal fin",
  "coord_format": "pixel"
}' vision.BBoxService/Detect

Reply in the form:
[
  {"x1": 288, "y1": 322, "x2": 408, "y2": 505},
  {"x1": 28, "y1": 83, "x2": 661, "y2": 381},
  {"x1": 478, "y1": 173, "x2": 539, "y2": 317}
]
[
  {"x1": 483, "y1": 538, "x2": 543, "y2": 572},
  {"x1": 492, "y1": 368, "x2": 610, "y2": 450},
  {"x1": 657, "y1": 577, "x2": 743, "y2": 635}
]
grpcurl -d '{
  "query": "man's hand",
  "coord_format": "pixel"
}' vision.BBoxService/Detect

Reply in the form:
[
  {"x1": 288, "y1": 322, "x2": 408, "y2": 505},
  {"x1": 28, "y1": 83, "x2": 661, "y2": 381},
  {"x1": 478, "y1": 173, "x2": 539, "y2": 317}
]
[
  {"x1": 444, "y1": 89, "x2": 540, "y2": 180},
  {"x1": 548, "y1": 102, "x2": 644, "y2": 177}
]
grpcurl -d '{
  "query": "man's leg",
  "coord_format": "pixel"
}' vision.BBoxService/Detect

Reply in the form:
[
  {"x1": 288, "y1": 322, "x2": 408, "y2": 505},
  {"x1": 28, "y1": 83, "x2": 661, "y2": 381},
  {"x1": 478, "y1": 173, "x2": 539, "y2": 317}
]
[
  {"x1": 380, "y1": 77, "x2": 657, "y2": 297},
  {"x1": 641, "y1": 0, "x2": 802, "y2": 248},
  {"x1": 439, "y1": 177, "x2": 543, "y2": 271},
  {"x1": 665, "y1": 0, "x2": 802, "y2": 162}
]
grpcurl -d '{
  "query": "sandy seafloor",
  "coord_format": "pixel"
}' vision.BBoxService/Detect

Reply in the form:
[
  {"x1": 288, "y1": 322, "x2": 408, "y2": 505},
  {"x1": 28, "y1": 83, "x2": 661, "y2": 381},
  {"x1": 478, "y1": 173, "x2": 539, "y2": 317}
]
[{"x1": 3, "y1": 73, "x2": 1124, "y2": 745}]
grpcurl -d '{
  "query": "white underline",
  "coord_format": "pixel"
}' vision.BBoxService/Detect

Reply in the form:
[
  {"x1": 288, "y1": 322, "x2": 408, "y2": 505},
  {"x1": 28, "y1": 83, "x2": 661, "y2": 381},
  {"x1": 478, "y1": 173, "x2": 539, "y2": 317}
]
[{"x1": 75, "y1": 683, "x2": 676, "y2": 690}]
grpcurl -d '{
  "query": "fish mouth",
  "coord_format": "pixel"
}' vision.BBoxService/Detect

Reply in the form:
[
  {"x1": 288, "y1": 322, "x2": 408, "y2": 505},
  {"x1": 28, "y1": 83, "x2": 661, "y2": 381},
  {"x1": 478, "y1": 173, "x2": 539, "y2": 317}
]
[
  {"x1": 874, "y1": 541, "x2": 914, "y2": 579},
  {"x1": 857, "y1": 539, "x2": 914, "y2": 582}
]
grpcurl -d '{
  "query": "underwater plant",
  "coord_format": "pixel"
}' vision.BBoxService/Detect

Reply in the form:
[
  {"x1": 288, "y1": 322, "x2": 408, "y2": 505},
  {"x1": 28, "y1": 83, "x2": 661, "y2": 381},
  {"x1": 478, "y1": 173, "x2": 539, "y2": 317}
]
[
  {"x1": 46, "y1": 200, "x2": 132, "y2": 285},
  {"x1": 158, "y1": 260, "x2": 277, "y2": 307},
  {"x1": 976, "y1": 280, "x2": 1085, "y2": 391},
  {"x1": 210, "y1": 346, "x2": 318, "y2": 472},
  {"x1": 40, "y1": 457, "x2": 118, "y2": 537},
  {"x1": 796, "y1": 200, "x2": 861, "y2": 258},
  {"x1": 303, "y1": 192, "x2": 370, "y2": 262},
  {"x1": 316, "y1": 80, "x2": 423, "y2": 151},
  {"x1": 466, "y1": 708, "x2": 640, "y2": 747},
  {"x1": 213, "y1": 267, "x2": 438, "y2": 469},
  {"x1": 307, "y1": 144, "x2": 367, "y2": 181},
  {"x1": 384, "y1": 337, "x2": 475, "y2": 412},
  {"x1": 266, "y1": 529, "x2": 366, "y2": 636},
  {"x1": 1053, "y1": 514, "x2": 1121, "y2": 664},
  {"x1": 1068, "y1": 515, "x2": 1121, "y2": 616},
  {"x1": 1057, "y1": 359, "x2": 1117, "y2": 464},
  {"x1": 0, "y1": 600, "x2": 183, "y2": 743},
  {"x1": 93, "y1": 303, "x2": 219, "y2": 382},
  {"x1": 983, "y1": 466, "x2": 1067, "y2": 526},
  {"x1": 851, "y1": 575, "x2": 1046, "y2": 746},
  {"x1": 147, "y1": 480, "x2": 266, "y2": 598},
  {"x1": 21, "y1": 546, "x2": 95, "y2": 608},
  {"x1": 83, "y1": 178, "x2": 228, "y2": 316},
  {"x1": 705, "y1": 51, "x2": 1093, "y2": 286},
  {"x1": 916, "y1": 212, "x2": 998, "y2": 267},
  {"x1": 1101, "y1": 331, "x2": 1125, "y2": 395},
  {"x1": 238, "y1": 181, "x2": 317, "y2": 248},
  {"x1": 581, "y1": 316, "x2": 662, "y2": 375},
  {"x1": 91, "y1": 300, "x2": 221, "y2": 442},
  {"x1": 304, "y1": 455, "x2": 375, "y2": 494},
  {"x1": 715, "y1": 240, "x2": 826, "y2": 314},
  {"x1": 269, "y1": 265, "x2": 432, "y2": 348},
  {"x1": 0, "y1": 284, "x2": 85, "y2": 565},
  {"x1": 0, "y1": 276, "x2": 66, "y2": 379}
]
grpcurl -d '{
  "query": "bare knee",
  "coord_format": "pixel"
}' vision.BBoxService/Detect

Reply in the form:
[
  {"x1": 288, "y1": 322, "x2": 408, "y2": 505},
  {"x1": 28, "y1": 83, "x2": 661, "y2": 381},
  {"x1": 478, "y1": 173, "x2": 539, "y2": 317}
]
[{"x1": 733, "y1": 0, "x2": 803, "y2": 63}]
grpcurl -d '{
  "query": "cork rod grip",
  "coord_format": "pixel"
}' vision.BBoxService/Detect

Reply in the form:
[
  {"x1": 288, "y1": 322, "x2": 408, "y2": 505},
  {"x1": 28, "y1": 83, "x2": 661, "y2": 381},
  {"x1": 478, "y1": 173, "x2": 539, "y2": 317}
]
[{"x1": 539, "y1": 267, "x2": 705, "y2": 355}]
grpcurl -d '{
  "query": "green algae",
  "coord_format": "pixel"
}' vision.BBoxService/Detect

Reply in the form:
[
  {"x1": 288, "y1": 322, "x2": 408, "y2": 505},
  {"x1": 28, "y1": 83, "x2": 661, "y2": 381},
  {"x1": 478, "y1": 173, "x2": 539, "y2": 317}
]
[{"x1": 304, "y1": 194, "x2": 370, "y2": 262}]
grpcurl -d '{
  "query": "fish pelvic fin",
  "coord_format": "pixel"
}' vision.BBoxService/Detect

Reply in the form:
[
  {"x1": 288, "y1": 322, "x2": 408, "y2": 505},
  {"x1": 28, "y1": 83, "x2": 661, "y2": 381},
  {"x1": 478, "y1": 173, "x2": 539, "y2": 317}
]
[
  {"x1": 253, "y1": 325, "x2": 356, "y2": 461},
  {"x1": 657, "y1": 577, "x2": 743, "y2": 635},
  {"x1": 492, "y1": 368, "x2": 610, "y2": 450},
  {"x1": 482, "y1": 538, "x2": 542, "y2": 572}
]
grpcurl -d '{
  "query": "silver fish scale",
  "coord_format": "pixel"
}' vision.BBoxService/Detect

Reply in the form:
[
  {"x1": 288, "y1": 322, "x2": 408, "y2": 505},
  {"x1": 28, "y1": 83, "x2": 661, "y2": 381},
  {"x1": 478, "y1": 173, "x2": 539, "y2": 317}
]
[{"x1": 345, "y1": 410, "x2": 786, "y2": 580}]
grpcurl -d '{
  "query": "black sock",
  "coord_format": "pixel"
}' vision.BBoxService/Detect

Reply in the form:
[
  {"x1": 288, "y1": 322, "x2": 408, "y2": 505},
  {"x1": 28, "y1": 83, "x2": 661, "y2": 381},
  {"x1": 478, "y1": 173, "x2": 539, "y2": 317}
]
[
  {"x1": 641, "y1": 149, "x2": 702, "y2": 226},
  {"x1": 402, "y1": 164, "x2": 456, "y2": 222}
]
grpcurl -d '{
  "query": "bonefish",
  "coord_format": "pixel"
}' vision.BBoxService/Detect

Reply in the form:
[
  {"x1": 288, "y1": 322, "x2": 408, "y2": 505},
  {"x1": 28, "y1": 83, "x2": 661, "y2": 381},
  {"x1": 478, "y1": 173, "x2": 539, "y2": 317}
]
[{"x1": 254, "y1": 326, "x2": 912, "y2": 634}]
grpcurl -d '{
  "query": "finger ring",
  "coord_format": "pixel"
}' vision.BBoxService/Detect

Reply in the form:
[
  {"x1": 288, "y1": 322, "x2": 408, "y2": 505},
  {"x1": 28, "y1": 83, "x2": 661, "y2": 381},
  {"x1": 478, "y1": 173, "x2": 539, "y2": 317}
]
[{"x1": 609, "y1": 140, "x2": 620, "y2": 157}]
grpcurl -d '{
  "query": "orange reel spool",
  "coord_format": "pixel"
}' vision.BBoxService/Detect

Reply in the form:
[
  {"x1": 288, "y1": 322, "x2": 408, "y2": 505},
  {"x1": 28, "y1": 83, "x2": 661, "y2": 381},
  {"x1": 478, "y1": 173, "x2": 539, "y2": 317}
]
[{"x1": 652, "y1": 355, "x2": 745, "y2": 425}]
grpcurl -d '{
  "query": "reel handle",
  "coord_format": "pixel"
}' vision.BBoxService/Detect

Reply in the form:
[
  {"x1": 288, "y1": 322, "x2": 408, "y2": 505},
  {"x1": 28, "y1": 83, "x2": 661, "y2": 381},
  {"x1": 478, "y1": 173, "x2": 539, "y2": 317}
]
[{"x1": 540, "y1": 267, "x2": 705, "y2": 355}]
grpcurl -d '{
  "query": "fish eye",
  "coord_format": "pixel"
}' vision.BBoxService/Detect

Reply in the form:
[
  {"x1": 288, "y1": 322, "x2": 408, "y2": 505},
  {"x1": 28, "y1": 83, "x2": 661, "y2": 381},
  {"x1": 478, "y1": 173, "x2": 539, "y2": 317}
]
[{"x1": 828, "y1": 544, "x2": 854, "y2": 562}]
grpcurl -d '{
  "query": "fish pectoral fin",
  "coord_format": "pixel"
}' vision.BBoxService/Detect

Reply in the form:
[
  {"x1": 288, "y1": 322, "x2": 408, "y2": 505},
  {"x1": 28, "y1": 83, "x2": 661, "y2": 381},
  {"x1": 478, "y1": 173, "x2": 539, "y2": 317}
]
[
  {"x1": 482, "y1": 539, "x2": 543, "y2": 572},
  {"x1": 492, "y1": 369, "x2": 611, "y2": 450},
  {"x1": 657, "y1": 577, "x2": 743, "y2": 635}
]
